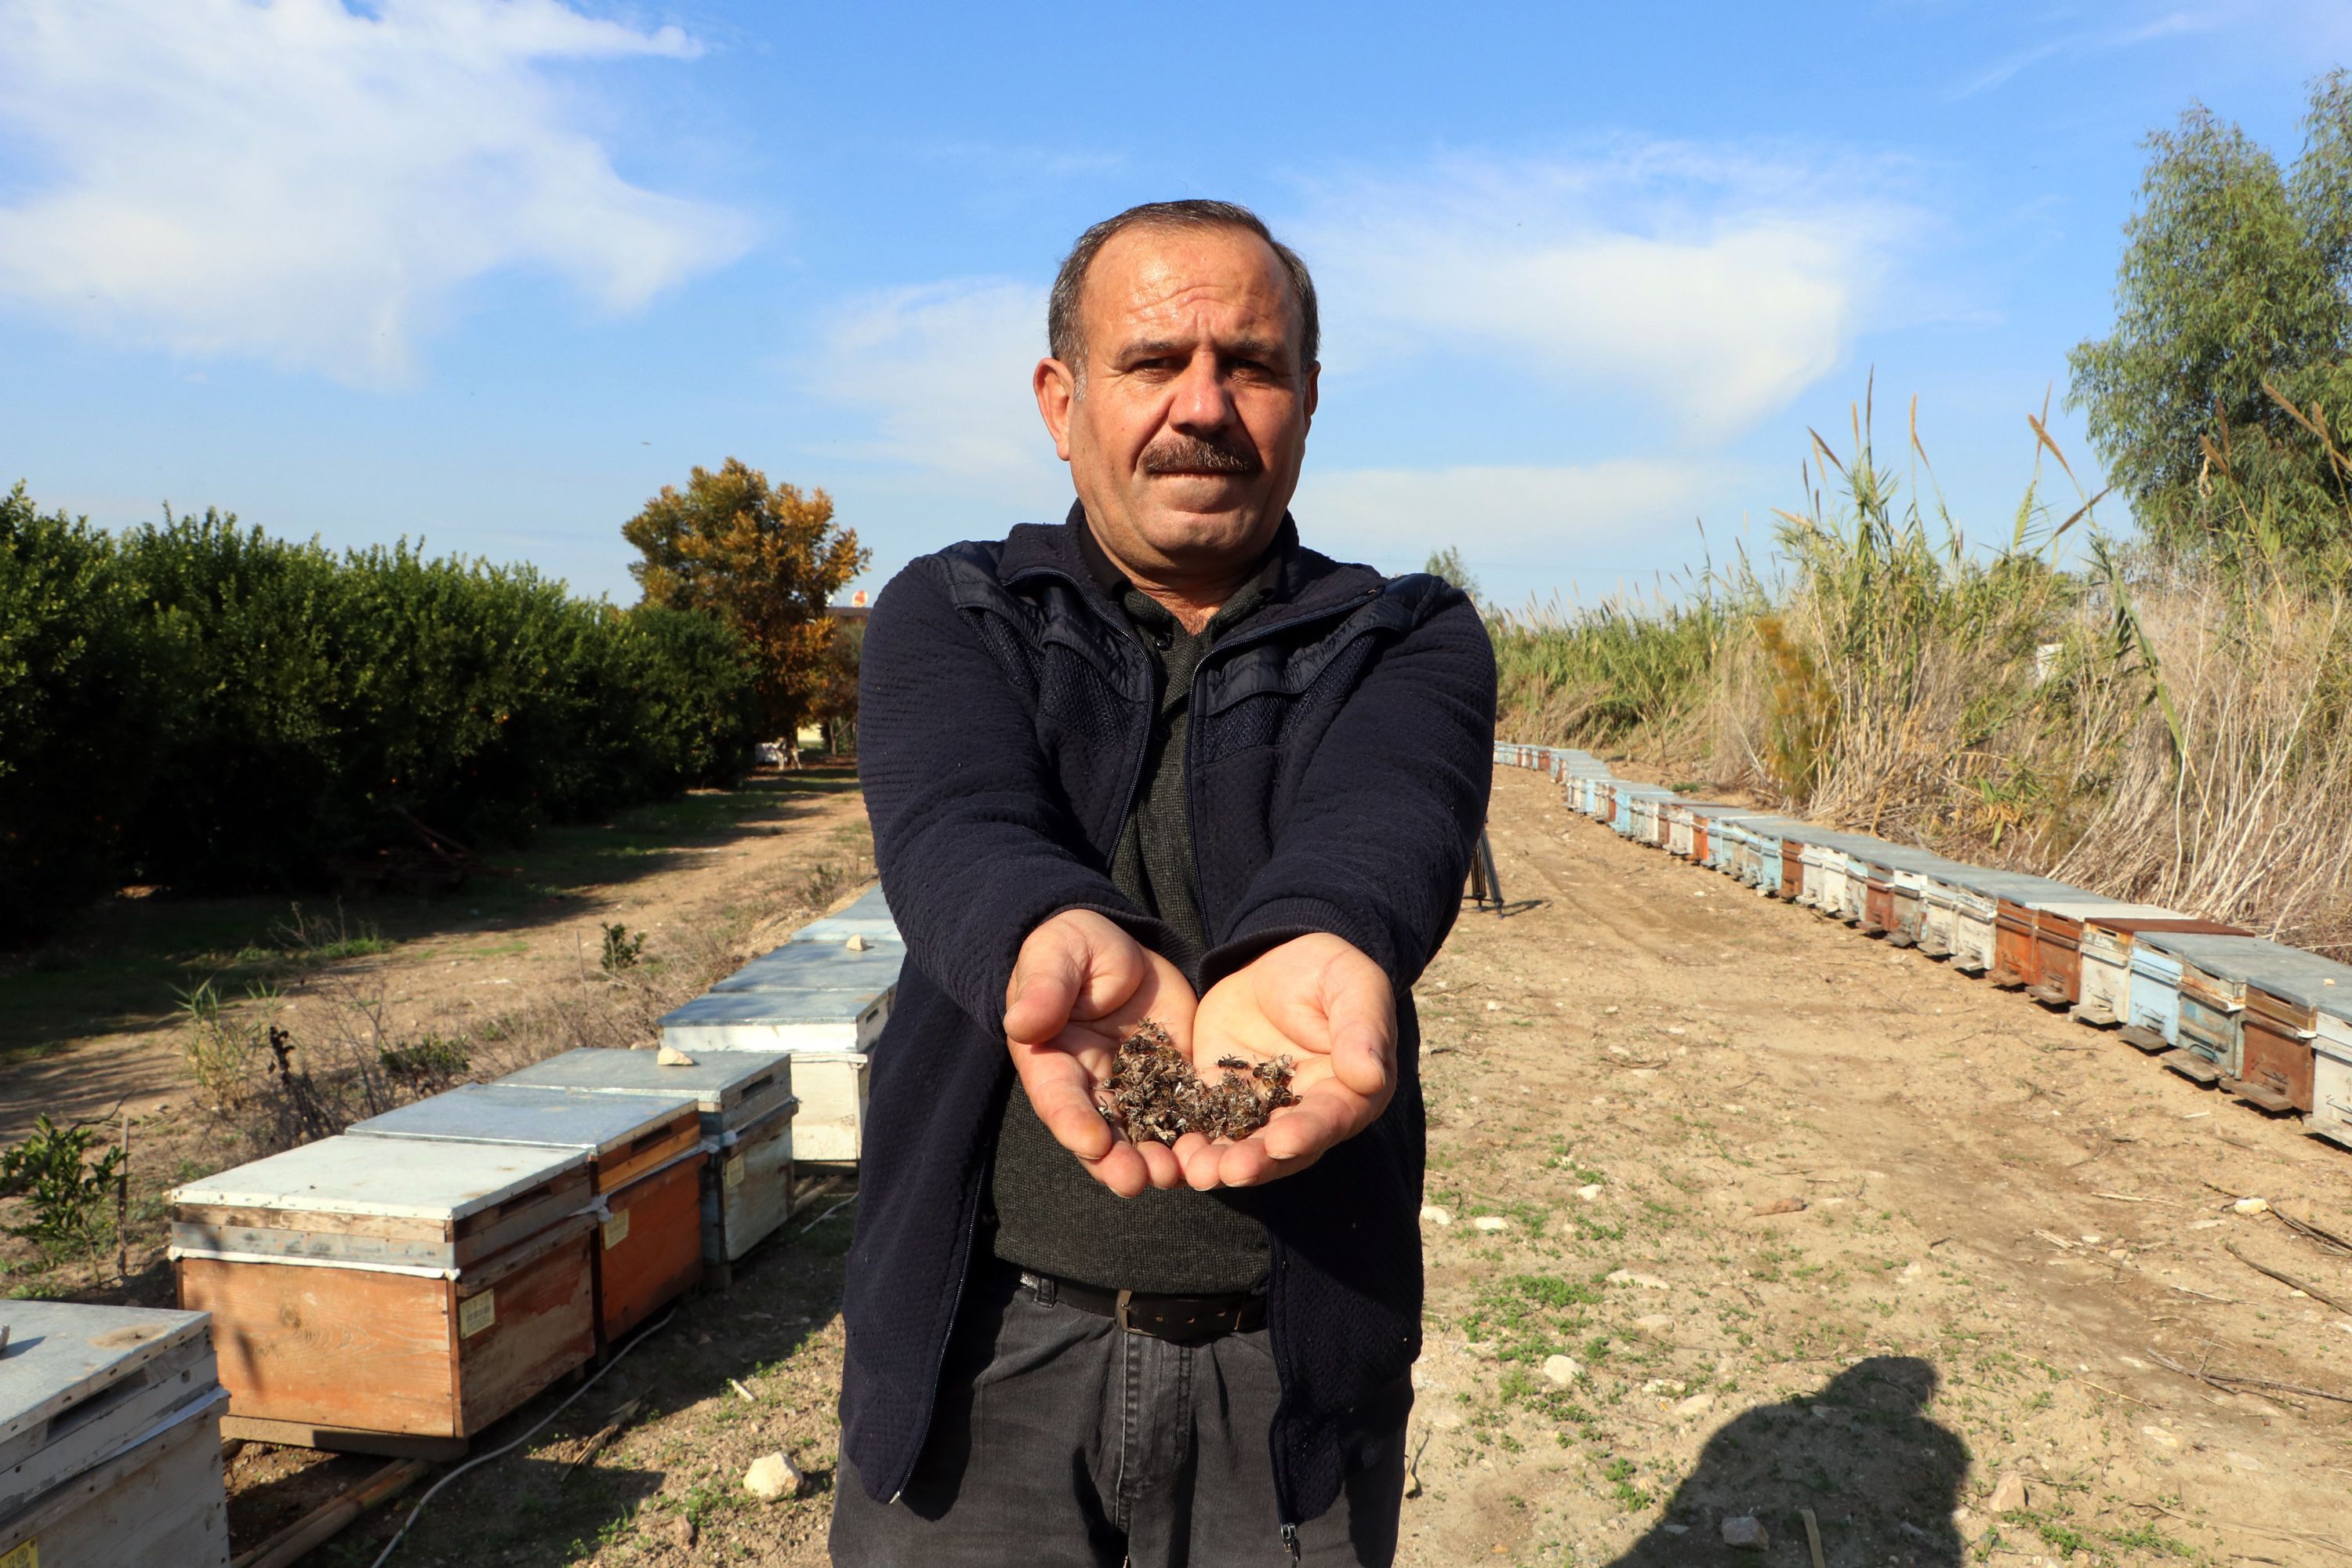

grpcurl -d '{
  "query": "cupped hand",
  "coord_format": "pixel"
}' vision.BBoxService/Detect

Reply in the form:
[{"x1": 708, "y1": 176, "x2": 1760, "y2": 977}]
[
  {"x1": 1176, "y1": 933, "x2": 1396, "y2": 1189},
  {"x1": 1003, "y1": 909, "x2": 1197, "y2": 1196}
]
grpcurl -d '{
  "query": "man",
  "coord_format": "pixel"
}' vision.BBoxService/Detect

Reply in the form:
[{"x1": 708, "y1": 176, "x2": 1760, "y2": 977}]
[{"x1": 834, "y1": 199, "x2": 1496, "y2": 1566}]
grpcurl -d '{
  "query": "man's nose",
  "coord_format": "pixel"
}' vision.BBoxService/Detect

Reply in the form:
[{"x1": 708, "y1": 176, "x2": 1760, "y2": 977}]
[{"x1": 1167, "y1": 351, "x2": 1238, "y2": 432}]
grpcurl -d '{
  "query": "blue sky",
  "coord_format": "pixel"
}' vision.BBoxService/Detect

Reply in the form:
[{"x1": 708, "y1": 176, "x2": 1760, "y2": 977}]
[{"x1": 1, "y1": 1, "x2": 2345, "y2": 610}]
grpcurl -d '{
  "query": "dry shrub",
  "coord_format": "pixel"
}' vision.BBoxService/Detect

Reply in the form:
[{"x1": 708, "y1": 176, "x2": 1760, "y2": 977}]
[
  {"x1": 176, "y1": 850, "x2": 875, "y2": 1158},
  {"x1": 1498, "y1": 389, "x2": 2352, "y2": 953}
]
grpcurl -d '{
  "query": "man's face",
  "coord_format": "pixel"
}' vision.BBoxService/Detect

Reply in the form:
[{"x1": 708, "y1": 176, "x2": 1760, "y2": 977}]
[{"x1": 1035, "y1": 225, "x2": 1317, "y2": 585}]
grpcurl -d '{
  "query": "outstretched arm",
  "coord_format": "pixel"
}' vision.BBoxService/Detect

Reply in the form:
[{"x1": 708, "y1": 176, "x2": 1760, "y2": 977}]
[{"x1": 1185, "y1": 583, "x2": 1495, "y2": 1183}]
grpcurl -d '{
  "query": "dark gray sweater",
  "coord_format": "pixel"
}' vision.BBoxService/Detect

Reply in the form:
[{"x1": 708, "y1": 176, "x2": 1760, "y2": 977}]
[{"x1": 984, "y1": 510, "x2": 1281, "y2": 1293}]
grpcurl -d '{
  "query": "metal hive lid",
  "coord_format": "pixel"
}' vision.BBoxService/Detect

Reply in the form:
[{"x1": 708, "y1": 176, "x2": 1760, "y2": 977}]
[
  {"x1": 2133, "y1": 932, "x2": 2299, "y2": 977},
  {"x1": 709, "y1": 944, "x2": 904, "y2": 993},
  {"x1": 658, "y1": 989, "x2": 884, "y2": 1029},
  {"x1": 346, "y1": 1083, "x2": 697, "y2": 1158},
  {"x1": 2233, "y1": 949, "x2": 2352, "y2": 1012},
  {"x1": 492, "y1": 1047, "x2": 793, "y2": 1118},
  {"x1": 0, "y1": 1301, "x2": 210, "y2": 1446},
  {"x1": 166, "y1": 1132, "x2": 589, "y2": 1220}
]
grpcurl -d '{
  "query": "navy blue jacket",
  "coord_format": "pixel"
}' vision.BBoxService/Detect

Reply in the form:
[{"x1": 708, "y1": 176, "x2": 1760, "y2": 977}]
[{"x1": 845, "y1": 515, "x2": 1497, "y2": 1528}]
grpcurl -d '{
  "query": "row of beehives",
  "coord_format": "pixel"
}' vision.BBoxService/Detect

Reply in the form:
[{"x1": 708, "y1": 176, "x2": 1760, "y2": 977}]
[
  {"x1": 1495, "y1": 743, "x2": 2352, "y2": 1149},
  {"x1": 100, "y1": 885, "x2": 903, "y2": 1488}
]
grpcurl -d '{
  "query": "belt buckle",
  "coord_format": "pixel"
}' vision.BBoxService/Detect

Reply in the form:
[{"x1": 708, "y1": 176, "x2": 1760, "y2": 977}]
[{"x1": 1115, "y1": 1288, "x2": 1135, "y2": 1335}]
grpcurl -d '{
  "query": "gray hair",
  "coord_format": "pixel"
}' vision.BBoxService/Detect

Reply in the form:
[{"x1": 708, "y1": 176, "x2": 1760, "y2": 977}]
[{"x1": 1046, "y1": 199, "x2": 1319, "y2": 377}]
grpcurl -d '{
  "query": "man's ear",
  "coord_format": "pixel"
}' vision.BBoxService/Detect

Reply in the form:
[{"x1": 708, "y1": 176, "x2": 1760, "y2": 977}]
[
  {"x1": 1302, "y1": 361, "x2": 1319, "y2": 428},
  {"x1": 1034, "y1": 358, "x2": 1077, "y2": 462}
]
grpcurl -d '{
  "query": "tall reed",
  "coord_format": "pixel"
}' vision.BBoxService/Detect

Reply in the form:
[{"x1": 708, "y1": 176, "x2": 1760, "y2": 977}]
[{"x1": 1497, "y1": 389, "x2": 2352, "y2": 953}]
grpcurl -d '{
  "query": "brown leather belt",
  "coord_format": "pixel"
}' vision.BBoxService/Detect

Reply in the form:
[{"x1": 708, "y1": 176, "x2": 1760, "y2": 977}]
[{"x1": 1018, "y1": 1269, "x2": 1267, "y2": 1343}]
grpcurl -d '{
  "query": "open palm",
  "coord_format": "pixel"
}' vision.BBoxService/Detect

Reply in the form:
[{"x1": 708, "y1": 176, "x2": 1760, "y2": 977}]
[
  {"x1": 1003, "y1": 909, "x2": 1199, "y2": 1196},
  {"x1": 1175, "y1": 933, "x2": 1396, "y2": 1189}
]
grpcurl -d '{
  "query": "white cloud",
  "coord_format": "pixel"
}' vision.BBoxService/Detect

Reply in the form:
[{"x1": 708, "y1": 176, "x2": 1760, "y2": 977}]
[
  {"x1": 1293, "y1": 458, "x2": 1724, "y2": 571},
  {"x1": 1950, "y1": 7, "x2": 2226, "y2": 99},
  {"x1": 812, "y1": 278, "x2": 1064, "y2": 492},
  {"x1": 1295, "y1": 147, "x2": 1918, "y2": 437},
  {"x1": 0, "y1": 0, "x2": 750, "y2": 383}
]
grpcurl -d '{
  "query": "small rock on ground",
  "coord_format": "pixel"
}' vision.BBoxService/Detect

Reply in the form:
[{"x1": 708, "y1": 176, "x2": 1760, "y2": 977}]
[
  {"x1": 744, "y1": 1451, "x2": 804, "y2": 1501},
  {"x1": 1989, "y1": 1472, "x2": 2032, "y2": 1512},
  {"x1": 1721, "y1": 1514, "x2": 1769, "y2": 1550}
]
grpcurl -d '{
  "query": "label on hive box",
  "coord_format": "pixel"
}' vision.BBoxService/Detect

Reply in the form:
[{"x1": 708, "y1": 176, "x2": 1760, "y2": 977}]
[
  {"x1": 602, "y1": 1208, "x2": 631, "y2": 1250},
  {"x1": 458, "y1": 1288, "x2": 497, "y2": 1338},
  {"x1": 724, "y1": 1155, "x2": 746, "y2": 1191},
  {"x1": 1, "y1": 1538, "x2": 35, "y2": 1568}
]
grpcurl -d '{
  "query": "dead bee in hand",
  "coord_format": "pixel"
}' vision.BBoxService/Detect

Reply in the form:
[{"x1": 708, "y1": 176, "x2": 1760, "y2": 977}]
[{"x1": 1097, "y1": 1020, "x2": 1298, "y2": 1143}]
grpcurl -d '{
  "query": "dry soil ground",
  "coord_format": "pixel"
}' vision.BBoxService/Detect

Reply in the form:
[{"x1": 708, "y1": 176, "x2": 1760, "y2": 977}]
[{"x1": 8, "y1": 761, "x2": 2352, "y2": 1567}]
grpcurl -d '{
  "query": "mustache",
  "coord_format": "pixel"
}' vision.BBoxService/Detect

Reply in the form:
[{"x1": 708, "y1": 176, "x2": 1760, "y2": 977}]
[{"x1": 1140, "y1": 433, "x2": 1262, "y2": 476}]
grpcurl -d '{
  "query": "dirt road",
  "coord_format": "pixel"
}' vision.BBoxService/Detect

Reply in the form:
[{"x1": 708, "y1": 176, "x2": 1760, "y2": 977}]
[
  {"x1": 1399, "y1": 765, "x2": 2352, "y2": 1567},
  {"x1": 16, "y1": 761, "x2": 2352, "y2": 1566}
]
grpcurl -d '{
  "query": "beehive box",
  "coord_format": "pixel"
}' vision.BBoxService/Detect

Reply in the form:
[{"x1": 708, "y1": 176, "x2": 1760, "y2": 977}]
[
  {"x1": 2138, "y1": 934, "x2": 2283, "y2": 1087},
  {"x1": 1951, "y1": 872, "x2": 2078, "y2": 979},
  {"x1": 2073, "y1": 917, "x2": 2247, "y2": 1030},
  {"x1": 491, "y1": 1049, "x2": 801, "y2": 1276},
  {"x1": 0, "y1": 1378, "x2": 229, "y2": 1568},
  {"x1": 0, "y1": 1302, "x2": 219, "y2": 1527},
  {"x1": 1794, "y1": 838, "x2": 1831, "y2": 911},
  {"x1": 171, "y1": 1136, "x2": 597, "y2": 1454},
  {"x1": 1991, "y1": 899, "x2": 2039, "y2": 989},
  {"x1": 1882, "y1": 852, "x2": 1975, "y2": 949},
  {"x1": 347, "y1": 1086, "x2": 706, "y2": 1345},
  {"x1": 2234, "y1": 950, "x2": 2352, "y2": 1113},
  {"x1": 785, "y1": 885, "x2": 899, "y2": 948},
  {"x1": 2019, "y1": 901, "x2": 2183, "y2": 1007},
  {"x1": 1774, "y1": 829, "x2": 1808, "y2": 902},
  {"x1": 659, "y1": 991, "x2": 877, "y2": 1165},
  {"x1": 2311, "y1": 1002, "x2": 2352, "y2": 1149},
  {"x1": 2123, "y1": 938, "x2": 2187, "y2": 1053}
]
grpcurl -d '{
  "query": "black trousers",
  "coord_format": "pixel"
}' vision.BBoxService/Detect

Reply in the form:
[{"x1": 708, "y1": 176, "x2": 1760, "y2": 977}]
[{"x1": 829, "y1": 1268, "x2": 1407, "y2": 1566}]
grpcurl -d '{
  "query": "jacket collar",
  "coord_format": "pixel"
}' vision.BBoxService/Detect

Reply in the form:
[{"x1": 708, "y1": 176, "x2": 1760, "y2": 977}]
[{"x1": 1000, "y1": 502, "x2": 1375, "y2": 635}]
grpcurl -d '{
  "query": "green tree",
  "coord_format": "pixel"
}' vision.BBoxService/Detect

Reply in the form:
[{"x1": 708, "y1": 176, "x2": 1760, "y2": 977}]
[
  {"x1": 622, "y1": 459, "x2": 869, "y2": 739},
  {"x1": 1423, "y1": 546, "x2": 1483, "y2": 605},
  {"x1": 2070, "y1": 72, "x2": 2352, "y2": 550}
]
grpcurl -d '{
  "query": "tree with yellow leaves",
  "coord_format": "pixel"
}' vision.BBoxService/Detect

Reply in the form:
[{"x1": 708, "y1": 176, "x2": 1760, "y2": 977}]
[{"x1": 622, "y1": 459, "x2": 869, "y2": 744}]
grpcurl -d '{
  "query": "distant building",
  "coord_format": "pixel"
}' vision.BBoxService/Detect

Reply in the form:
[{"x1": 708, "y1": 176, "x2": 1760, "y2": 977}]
[{"x1": 826, "y1": 590, "x2": 871, "y2": 623}]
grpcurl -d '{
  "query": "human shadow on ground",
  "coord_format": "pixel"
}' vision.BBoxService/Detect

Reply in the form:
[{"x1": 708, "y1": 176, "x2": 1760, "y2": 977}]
[{"x1": 1610, "y1": 1356, "x2": 1969, "y2": 1568}]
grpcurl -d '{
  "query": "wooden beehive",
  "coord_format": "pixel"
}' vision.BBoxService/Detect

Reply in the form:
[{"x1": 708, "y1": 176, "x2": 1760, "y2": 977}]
[
  {"x1": 2139, "y1": 934, "x2": 2279, "y2": 1088},
  {"x1": 171, "y1": 1136, "x2": 597, "y2": 1454},
  {"x1": 2123, "y1": 938, "x2": 2186, "y2": 1053},
  {"x1": 2234, "y1": 951, "x2": 2352, "y2": 1114},
  {"x1": 1991, "y1": 900, "x2": 2038, "y2": 989},
  {"x1": 347, "y1": 1086, "x2": 706, "y2": 1346},
  {"x1": 0, "y1": 1376, "x2": 229, "y2": 1568},
  {"x1": 2311, "y1": 1004, "x2": 2352, "y2": 1149},
  {"x1": 785, "y1": 887, "x2": 898, "y2": 949},
  {"x1": 0, "y1": 1302, "x2": 221, "y2": 1550},
  {"x1": 659, "y1": 992, "x2": 877, "y2": 1164},
  {"x1": 1774, "y1": 830, "x2": 1806, "y2": 902},
  {"x1": 1948, "y1": 873, "x2": 2074, "y2": 979},
  {"x1": 2071, "y1": 916, "x2": 2247, "y2": 1031},
  {"x1": 2019, "y1": 901, "x2": 2183, "y2": 1008},
  {"x1": 1917, "y1": 872, "x2": 1970, "y2": 960},
  {"x1": 491, "y1": 1048, "x2": 800, "y2": 1282}
]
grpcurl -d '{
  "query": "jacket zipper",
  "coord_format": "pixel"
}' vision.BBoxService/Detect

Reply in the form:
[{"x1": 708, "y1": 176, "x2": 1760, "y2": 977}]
[
  {"x1": 1181, "y1": 588, "x2": 1379, "y2": 1550},
  {"x1": 1000, "y1": 564, "x2": 1384, "y2": 1540}
]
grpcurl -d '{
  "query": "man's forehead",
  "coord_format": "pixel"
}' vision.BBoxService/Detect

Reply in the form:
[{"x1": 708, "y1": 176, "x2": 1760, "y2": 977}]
[{"x1": 1085, "y1": 227, "x2": 1294, "y2": 337}]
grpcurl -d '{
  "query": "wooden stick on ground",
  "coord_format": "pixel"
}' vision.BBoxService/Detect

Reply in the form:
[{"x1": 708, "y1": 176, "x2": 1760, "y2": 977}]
[
  {"x1": 2276, "y1": 1207, "x2": 2352, "y2": 1256},
  {"x1": 229, "y1": 1458, "x2": 426, "y2": 1568},
  {"x1": 2145, "y1": 1348, "x2": 2352, "y2": 1407},
  {"x1": 2223, "y1": 1239, "x2": 2352, "y2": 1317}
]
